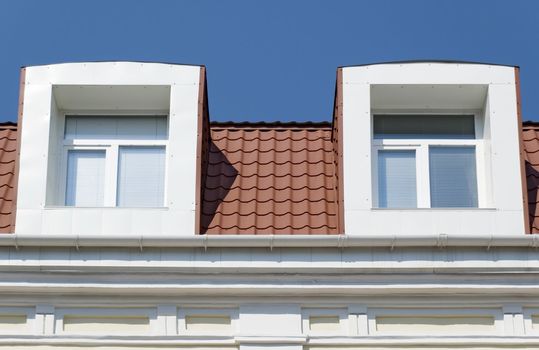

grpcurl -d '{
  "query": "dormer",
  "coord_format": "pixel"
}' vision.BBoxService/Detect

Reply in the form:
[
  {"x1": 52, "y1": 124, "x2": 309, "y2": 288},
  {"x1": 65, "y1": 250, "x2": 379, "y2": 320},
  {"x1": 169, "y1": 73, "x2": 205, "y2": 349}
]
[
  {"x1": 14, "y1": 62, "x2": 207, "y2": 235},
  {"x1": 337, "y1": 61, "x2": 527, "y2": 235}
]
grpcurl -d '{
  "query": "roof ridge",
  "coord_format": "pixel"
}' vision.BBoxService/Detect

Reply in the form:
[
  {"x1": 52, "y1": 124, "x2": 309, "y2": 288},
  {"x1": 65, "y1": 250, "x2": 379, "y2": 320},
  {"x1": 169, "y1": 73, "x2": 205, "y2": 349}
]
[{"x1": 210, "y1": 121, "x2": 332, "y2": 129}]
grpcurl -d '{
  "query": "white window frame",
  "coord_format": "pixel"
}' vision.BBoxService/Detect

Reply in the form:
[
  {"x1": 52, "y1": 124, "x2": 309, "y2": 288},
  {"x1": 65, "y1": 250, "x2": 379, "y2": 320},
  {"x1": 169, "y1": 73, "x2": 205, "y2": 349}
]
[
  {"x1": 371, "y1": 111, "x2": 487, "y2": 209},
  {"x1": 57, "y1": 113, "x2": 169, "y2": 208}
]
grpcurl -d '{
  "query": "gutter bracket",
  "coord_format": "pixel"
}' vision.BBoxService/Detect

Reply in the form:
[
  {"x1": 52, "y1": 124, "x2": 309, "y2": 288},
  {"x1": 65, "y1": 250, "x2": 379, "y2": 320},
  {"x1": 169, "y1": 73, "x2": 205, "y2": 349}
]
[
  {"x1": 139, "y1": 237, "x2": 143, "y2": 252},
  {"x1": 75, "y1": 235, "x2": 80, "y2": 252},
  {"x1": 486, "y1": 236, "x2": 493, "y2": 251},
  {"x1": 14, "y1": 235, "x2": 18, "y2": 251},
  {"x1": 390, "y1": 236, "x2": 396, "y2": 252},
  {"x1": 437, "y1": 234, "x2": 448, "y2": 249},
  {"x1": 203, "y1": 235, "x2": 208, "y2": 252},
  {"x1": 269, "y1": 235, "x2": 274, "y2": 251},
  {"x1": 532, "y1": 235, "x2": 539, "y2": 249}
]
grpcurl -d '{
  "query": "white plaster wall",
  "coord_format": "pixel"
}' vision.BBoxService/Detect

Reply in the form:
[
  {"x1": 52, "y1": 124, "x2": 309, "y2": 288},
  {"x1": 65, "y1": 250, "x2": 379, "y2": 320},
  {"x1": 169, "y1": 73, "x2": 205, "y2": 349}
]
[
  {"x1": 342, "y1": 63, "x2": 524, "y2": 235},
  {"x1": 15, "y1": 62, "x2": 202, "y2": 235}
]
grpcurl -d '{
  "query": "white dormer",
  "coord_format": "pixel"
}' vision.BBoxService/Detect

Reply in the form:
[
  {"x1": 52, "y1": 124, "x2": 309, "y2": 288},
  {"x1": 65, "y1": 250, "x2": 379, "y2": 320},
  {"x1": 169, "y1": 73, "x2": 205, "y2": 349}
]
[
  {"x1": 341, "y1": 62, "x2": 526, "y2": 235},
  {"x1": 15, "y1": 62, "x2": 203, "y2": 235}
]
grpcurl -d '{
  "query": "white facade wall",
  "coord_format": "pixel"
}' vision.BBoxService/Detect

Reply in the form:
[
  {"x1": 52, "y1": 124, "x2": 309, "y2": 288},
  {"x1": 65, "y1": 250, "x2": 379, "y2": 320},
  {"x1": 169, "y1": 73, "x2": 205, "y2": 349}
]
[
  {"x1": 341, "y1": 63, "x2": 525, "y2": 236},
  {"x1": 3, "y1": 61, "x2": 536, "y2": 349}
]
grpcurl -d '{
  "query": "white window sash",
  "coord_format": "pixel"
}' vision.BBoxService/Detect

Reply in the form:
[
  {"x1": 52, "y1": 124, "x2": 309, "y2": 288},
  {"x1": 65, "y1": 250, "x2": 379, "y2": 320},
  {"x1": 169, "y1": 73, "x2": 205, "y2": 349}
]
[{"x1": 372, "y1": 139, "x2": 484, "y2": 209}]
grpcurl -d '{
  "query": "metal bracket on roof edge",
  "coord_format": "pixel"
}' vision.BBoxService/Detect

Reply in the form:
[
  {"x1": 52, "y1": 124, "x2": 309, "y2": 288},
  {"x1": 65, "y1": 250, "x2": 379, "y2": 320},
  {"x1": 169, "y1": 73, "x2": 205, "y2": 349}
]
[
  {"x1": 13, "y1": 235, "x2": 19, "y2": 251},
  {"x1": 437, "y1": 234, "x2": 448, "y2": 249},
  {"x1": 203, "y1": 235, "x2": 208, "y2": 252},
  {"x1": 337, "y1": 235, "x2": 346, "y2": 250},
  {"x1": 486, "y1": 236, "x2": 494, "y2": 251},
  {"x1": 139, "y1": 236, "x2": 143, "y2": 252},
  {"x1": 269, "y1": 235, "x2": 274, "y2": 252},
  {"x1": 531, "y1": 235, "x2": 539, "y2": 249},
  {"x1": 390, "y1": 236, "x2": 396, "y2": 252},
  {"x1": 75, "y1": 235, "x2": 80, "y2": 252}
]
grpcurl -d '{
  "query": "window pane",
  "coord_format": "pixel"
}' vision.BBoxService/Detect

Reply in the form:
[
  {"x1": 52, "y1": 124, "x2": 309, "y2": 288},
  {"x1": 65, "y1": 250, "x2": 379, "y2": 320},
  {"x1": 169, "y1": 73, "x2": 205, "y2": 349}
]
[
  {"x1": 378, "y1": 150, "x2": 417, "y2": 208},
  {"x1": 65, "y1": 116, "x2": 168, "y2": 140},
  {"x1": 65, "y1": 150, "x2": 105, "y2": 206},
  {"x1": 117, "y1": 147, "x2": 165, "y2": 207},
  {"x1": 373, "y1": 115, "x2": 475, "y2": 139},
  {"x1": 429, "y1": 146, "x2": 478, "y2": 207}
]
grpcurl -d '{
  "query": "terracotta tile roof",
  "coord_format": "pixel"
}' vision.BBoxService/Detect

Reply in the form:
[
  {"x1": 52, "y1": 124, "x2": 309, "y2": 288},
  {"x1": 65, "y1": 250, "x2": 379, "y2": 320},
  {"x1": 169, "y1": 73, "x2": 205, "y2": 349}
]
[
  {"x1": 0, "y1": 122, "x2": 17, "y2": 233},
  {"x1": 200, "y1": 122, "x2": 341, "y2": 234},
  {"x1": 522, "y1": 121, "x2": 539, "y2": 233}
]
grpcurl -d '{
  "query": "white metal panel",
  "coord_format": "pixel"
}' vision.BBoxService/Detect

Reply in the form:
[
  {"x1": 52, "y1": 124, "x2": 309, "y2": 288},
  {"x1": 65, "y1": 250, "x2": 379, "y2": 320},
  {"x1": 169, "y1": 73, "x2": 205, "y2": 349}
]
[
  {"x1": 345, "y1": 62, "x2": 515, "y2": 85},
  {"x1": 342, "y1": 63, "x2": 524, "y2": 236},
  {"x1": 16, "y1": 62, "x2": 202, "y2": 235}
]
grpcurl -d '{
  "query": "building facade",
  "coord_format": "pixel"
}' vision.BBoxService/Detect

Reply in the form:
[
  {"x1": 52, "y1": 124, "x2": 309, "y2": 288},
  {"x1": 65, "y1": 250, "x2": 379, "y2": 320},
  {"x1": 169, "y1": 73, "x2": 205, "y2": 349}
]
[{"x1": 0, "y1": 61, "x2": 538, "y2": 349}]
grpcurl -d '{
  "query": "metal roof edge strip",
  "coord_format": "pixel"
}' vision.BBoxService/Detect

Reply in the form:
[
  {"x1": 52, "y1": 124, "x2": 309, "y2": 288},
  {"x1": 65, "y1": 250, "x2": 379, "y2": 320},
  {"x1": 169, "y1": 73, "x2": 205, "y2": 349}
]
[{"x1": 339, "y1": 59, "x2": 519, "y2": 69}]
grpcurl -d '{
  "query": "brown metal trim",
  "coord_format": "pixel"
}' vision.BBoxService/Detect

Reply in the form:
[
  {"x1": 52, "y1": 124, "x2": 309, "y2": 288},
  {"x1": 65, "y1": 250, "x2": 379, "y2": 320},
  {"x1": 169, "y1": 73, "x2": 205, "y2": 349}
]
[
  {"x1": 9, "y1": 68, "x2": 26, "y2": 234},
  {"x1": 332, "y1": 67, "x2": 345, "y2": 234},
  {"x1": 515, "y1": 67, "x2": 531, "y2": 234},
  {"x1": 194, "y1": 66, "x2": 207, "y2": 235}
]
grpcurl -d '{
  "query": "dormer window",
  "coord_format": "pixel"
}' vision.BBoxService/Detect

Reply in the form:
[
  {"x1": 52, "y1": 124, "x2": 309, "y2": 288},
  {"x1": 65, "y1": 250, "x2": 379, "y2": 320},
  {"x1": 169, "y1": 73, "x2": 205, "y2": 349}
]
[
  {"x1": 373, "y1": 114, "x2": 480, "y2": 208},
  {"x1": 62, "y1": 115, "x2": 168, "y2": 207}
]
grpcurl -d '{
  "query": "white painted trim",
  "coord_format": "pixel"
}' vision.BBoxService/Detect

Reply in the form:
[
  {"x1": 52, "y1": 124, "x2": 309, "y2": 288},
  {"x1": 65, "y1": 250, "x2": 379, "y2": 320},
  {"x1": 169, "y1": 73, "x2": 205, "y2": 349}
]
[
  {"x1": 0, "y1": 307, "x2": 35, "y2": 335},
  {"x1": 367, "y1": 307, "x2": 503, "y2": 336},
  {"x1": 178, "y1": 307, "x2": 238, "y2": 336},
  {"x1": 54, "y1": 307, "x2": 158, "y2": 336},
  {"x1": 301, "y1": 308, "x2": 348, "y2": 336}
]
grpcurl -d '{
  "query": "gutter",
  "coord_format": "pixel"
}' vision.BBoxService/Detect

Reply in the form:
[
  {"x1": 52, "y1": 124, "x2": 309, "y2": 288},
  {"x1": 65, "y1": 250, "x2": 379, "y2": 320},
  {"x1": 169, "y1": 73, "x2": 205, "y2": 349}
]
[{"x1": 0, "y1": 234, "x2": 538, "y2": 249}]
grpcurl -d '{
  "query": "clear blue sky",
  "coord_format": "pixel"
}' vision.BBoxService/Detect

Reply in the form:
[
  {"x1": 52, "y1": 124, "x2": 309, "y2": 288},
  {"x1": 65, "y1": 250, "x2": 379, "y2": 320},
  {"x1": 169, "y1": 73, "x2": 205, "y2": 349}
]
[{"x1": 1, "y1": 0, "x2": 538, "y2": 122}]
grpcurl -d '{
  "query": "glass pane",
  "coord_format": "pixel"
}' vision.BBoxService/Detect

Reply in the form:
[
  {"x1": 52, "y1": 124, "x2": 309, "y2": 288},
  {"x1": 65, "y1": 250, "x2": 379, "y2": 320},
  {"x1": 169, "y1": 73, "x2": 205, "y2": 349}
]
[
  {"x1": 373, "y1": 115, "x2": 475, "y2": 139},
  {"x1": 65, "y1": 116, "x2": 168, "y2": 140},
  {"x1": 429, "y1": 146, "x2": 478, "y2": 207},
  {"x1": 117, "y1": 146, "x2": 166, "y2": 207},
  {"x1": 65, "y1": 150, "x2": 106, "y2": 206},
  {"x1": 378, "y1": 150, "x2": 417, "y2": 208}
]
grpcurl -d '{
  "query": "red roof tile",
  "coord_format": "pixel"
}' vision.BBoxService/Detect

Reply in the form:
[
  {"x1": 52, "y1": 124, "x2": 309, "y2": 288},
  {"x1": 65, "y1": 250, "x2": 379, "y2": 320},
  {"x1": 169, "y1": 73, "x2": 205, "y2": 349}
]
[
  {"x1": 0, "y1": 123, "x2": 17, "y2": 233},
  {"x1": 200, "y1": 123, "x2": 341, "y2": 234},
  {"x1": 522, "y1": 122, "x2": 539, "y2": 233}
]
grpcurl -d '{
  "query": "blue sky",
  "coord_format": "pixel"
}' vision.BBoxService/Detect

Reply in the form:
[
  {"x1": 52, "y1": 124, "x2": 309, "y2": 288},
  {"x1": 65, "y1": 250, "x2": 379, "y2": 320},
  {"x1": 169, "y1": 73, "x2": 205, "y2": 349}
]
[{"x1": 1, "y1": 0, "x2": 538, "y2": 122}]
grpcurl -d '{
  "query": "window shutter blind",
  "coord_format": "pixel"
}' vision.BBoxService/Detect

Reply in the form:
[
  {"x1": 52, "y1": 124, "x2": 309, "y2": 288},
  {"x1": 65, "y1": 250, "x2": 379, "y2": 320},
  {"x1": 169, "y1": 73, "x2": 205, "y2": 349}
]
[
  {"x1": 65, "y1": 116, "x2": 168, "y2": 140},
  {"x1": 378, "y1": 150, "x2": 417, "y2": 208},
  {"x1": 429, "y1": 146, "x2": 478, "y2": 207},
  {"x1": 65, "y1": 150, "x2": 106, "y2": 206},
  {"x1": 117, "y1": 147, "x2": 166, "y2": 207}
]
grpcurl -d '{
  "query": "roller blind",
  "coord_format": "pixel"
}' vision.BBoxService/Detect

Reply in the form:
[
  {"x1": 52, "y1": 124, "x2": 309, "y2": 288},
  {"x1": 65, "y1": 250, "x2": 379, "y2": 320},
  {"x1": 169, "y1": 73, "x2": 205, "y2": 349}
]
[
  {"x1": 117, "y1": 146, "x2": 166, "y2": 207},
  {"x1": 429, "y1": 146, "x2": 478, "y2": 207},
  {"x1": 65, "y1": 150, "x2": 106, "y2": 206},
  {"x1": 373, "y1": 115, "x2": 475, "y2": 139},
  {"x1": 65, "y1": 116, "x2": 168, "y2": 140},
  {"x1": 378, "y1": 150, "x2": 417, "y2": 208}
]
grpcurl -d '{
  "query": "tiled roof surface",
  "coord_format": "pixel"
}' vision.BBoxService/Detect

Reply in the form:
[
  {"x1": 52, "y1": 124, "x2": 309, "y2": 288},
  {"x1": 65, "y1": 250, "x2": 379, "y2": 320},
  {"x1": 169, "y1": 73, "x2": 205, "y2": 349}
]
[
  {"x1": 200, "y1": 123, "x2": 340, "y2": 234},
  {"x1": 0, "y1": 123, "x2": 17, "y2": 233},
  {"x1": 522, "y1": 122, "x2": 539, "y2": 233}
]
